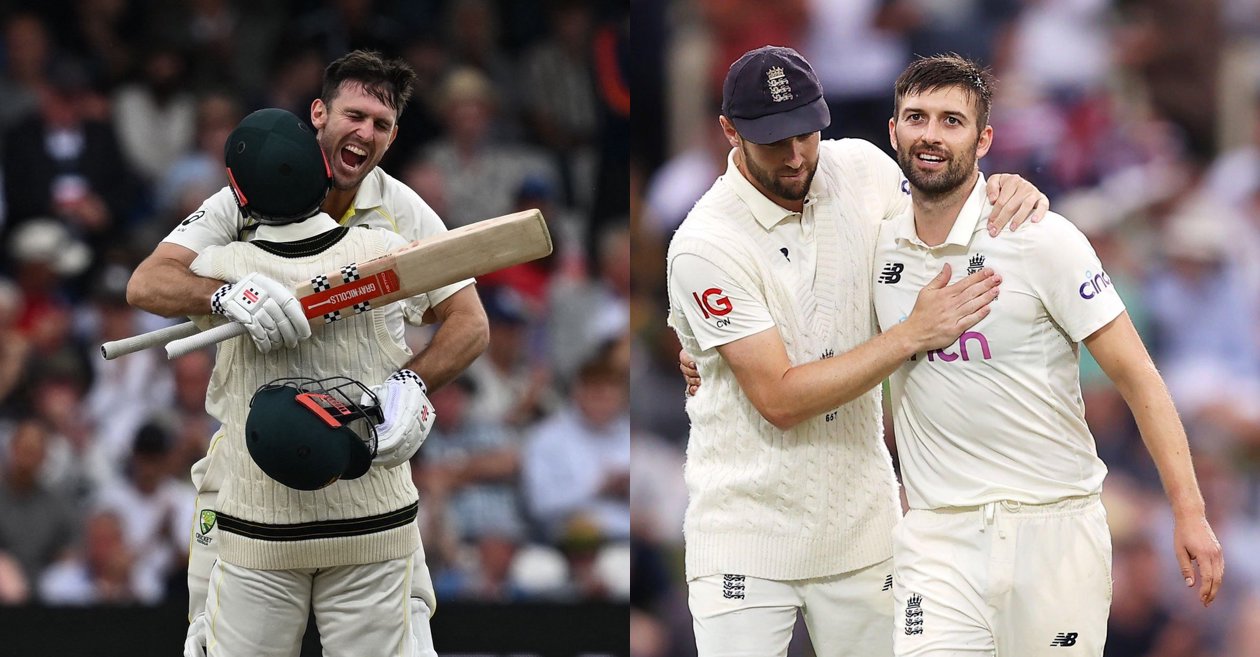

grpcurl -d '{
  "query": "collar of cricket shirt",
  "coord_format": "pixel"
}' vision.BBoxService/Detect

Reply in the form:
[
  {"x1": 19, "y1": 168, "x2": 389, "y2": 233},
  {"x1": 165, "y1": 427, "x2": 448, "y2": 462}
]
[
  {"x1": 252, "y1": 212, "x2": 341, "y2": 242},
  {"x1": 893, "y1": 173, "x2": 993, "y2": 249},
  {"x1": 722, "y1": 148, "x2": 819, "y2": 231}
]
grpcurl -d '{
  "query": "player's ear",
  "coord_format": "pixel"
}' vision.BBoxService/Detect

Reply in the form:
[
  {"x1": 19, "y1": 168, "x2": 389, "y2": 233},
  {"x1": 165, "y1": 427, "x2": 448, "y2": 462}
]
[
  {"x1": 976, "y1": 124, "x2": 993, "y2": 160},
  {"x1": 388, "y1": 124, "x2": 399, "y2": 148},
  {"x1": 311, "y1": 98, "x2": 328, "y2": 130},
  {"x1": 718, "y1": 115, "x2": 740, "y2": 149},
  {"x1": 888, "y1": 117, "x2": 898, "y2": 153}
]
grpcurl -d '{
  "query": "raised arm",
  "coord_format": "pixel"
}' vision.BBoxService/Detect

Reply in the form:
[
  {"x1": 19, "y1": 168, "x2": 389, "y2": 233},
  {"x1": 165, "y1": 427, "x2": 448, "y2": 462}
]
[
  {"x1": 126, "y1": 243, "x2": 223, "y2": 317},
  {"x1": 1084, "y1": 311, "x2": 1224, "y2": 606}
]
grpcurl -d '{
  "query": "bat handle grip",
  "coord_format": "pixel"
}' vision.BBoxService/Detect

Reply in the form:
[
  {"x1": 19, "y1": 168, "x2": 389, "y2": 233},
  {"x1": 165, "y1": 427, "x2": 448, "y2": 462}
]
[
  {"x1": 101, "y1": 321, "x2": 202, "y2": 360},
  {"x1": 165, "y1": 322, "x2": 247, "y2": 359}
]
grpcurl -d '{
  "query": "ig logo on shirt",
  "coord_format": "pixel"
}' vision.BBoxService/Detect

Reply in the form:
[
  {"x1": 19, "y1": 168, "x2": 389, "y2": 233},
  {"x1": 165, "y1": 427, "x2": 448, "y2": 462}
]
[{"x1": 692, "y1": 287, "x2": 733, "y2": 327}]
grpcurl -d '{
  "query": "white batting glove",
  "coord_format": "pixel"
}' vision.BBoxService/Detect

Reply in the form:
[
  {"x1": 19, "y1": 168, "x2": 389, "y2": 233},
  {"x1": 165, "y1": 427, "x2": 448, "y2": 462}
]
[
  {"x1": 362, "y1": 370, "x2": 435, "y2": 468},
  {"x1": 211, "y1": 272, "x2": 311, "y2": 353},
  {"x1": 183, "y1": 612, "x2": 207, "y2": 657}
]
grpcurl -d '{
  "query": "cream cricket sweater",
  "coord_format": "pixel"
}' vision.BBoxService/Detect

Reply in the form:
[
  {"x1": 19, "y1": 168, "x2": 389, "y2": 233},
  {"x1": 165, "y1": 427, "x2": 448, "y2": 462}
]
[
  {"x1": 667, "y1": 139, "x2": 905, "y2": 581},
  {"x1": 194, "y1": 218, "x2": 419, "y2": 570}
]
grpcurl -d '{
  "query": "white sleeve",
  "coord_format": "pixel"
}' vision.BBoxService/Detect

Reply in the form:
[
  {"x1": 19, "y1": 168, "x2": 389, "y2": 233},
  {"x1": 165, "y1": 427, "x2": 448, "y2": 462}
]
[
  {"x1": 862, "y1": 140, "x2": 911, "y2": 221},
  {"x1": 391, "y1": 183, "x2": 474, "y2": 309},
  {"x1": 189, "y1": 245, "x2": 225, "y2": 280},
  {"x1": 1025, "y1": 215, "x2": 1126, "y2": 342},
  {"x1": 162, "y1": 187, "x2": 245, "y2": 254},
  {"x1": 668, "y1": 252, "x2": 775, "y2": 351}
]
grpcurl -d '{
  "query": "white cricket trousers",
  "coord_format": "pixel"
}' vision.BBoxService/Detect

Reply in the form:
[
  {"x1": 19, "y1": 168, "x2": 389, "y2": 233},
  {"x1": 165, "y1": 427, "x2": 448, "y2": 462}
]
[
  {"x1": 892, "y1": 495, "x2": 1112, "y2": 657},
  {"x1": 207, "y1": 556, "x2": 433, "y2": 657},
  {"x1": 688, "y1": 557, "x2": 894, "y2": 657}
]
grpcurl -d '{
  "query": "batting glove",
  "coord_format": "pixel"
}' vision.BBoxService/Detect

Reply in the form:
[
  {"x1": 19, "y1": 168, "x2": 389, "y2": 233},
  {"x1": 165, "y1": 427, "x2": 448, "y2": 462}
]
[
  {"x1": 362, "y1": 370, "x2": 435, "y2": 468},
  {"x1": 183, "y1": 612, "x2": 207, "y2": 657},
  {"x1": 212, "y1": 272, "x2": 312, "y2": 353}
]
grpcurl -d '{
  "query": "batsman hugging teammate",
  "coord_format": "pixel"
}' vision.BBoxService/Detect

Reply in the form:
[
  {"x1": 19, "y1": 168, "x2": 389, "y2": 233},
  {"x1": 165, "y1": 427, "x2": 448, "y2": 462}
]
[
  {"x1": 124, "y1": 51, "x2": 486, "y2": 656},
  {"x1": 189, "y1": 106, "x2": 441, "y2": 656}
]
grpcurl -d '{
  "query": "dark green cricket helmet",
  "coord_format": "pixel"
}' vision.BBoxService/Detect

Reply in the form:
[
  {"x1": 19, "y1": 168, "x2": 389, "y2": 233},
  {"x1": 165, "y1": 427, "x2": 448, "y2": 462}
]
[
  {"x1": 225, "y1": 108, "x2": 332, "y2": 225},
  {"x1": 245, "y1": 377, "x2": 382, "y2": 491}
]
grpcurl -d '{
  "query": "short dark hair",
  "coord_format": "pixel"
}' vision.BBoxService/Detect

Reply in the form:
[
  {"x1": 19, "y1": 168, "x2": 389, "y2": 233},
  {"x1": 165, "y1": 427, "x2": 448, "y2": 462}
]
[
  {"x1": 321, "y1": 50, "x2": 417, "y2": 118},
  {"x1": 893, "y1": 54, "x2": 996, "y2": 128}
]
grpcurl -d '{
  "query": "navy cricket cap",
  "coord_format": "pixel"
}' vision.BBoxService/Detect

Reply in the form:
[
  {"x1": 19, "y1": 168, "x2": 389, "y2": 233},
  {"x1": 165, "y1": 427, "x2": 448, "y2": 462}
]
[{"x1": 721, "y1": 46, "x2": 831, "y2": 145}]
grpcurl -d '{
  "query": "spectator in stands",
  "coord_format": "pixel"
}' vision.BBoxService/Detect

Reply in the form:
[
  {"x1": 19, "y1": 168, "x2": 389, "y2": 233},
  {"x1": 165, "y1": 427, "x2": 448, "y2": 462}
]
[
  {"x1": 0, "y1": 418, "x2": 79, "y2": 586},
  {"x1": 84, "y1": 276, "x2": 174, "y2": 474},
  {"x1": 418, "y1": 375, "x2": 527, "y2": 601},
  {"x1": 547, "y1": 225, "x2": 629, "y2": 383},
  {"x1": 423, "y1": 66, "x2": 559, "y2": 228},
  {"x1": 466, "y1": 286, "x2": 554, "y2": 427},
  {"x1": 93, "y1": 423, "x2": 195, "y2": 599},
  {"x1": 0, "y1": 13, "x2": 52, "y2": 145},
  {"x1": 522, "y1": 348, "x2": 629, "y2": 543},
  {"x1": 1, "y1": 59, "x2": 139, "y2": 253},
  {"x1": 152, "y1": 92, "x2": 242, "y2": 223},
  {"x1": 111, "y1": 43, "x2": 196, "y2": 185},
  {"x1": 39, "y1": 509, "x2": 162, "y2": 604},
  {"x1": 521, "y1": 0, "x2": 599, "y2": 212}
]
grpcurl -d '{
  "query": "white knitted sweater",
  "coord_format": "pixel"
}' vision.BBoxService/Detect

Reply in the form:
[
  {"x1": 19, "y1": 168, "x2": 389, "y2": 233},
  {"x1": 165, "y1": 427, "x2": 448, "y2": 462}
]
[
  {"x1": 667, "y1": 139, "x2": 904, "y2": 581},
  {"x1": 195, "y1": 225, "x2": 419, "y2": 570}
]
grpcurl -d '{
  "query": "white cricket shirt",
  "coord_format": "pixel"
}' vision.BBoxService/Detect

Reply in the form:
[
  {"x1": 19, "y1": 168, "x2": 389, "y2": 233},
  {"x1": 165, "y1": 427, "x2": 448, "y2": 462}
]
[
  {"x1": 873, "y1": 175, "x2": 1125, "y2": 509},
  {"x1": 164, "y1": 167, "x2": 472, "y2": 313}
]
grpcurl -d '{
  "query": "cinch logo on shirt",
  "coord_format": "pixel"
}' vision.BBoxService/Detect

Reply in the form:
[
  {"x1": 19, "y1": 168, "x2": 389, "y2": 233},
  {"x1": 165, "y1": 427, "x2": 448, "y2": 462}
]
[
  {"x1": 910, "y1": 331, "x2": 992, "y2": 362},
  {"x1": 692, "y1": 287, "x2": 733, "y2": 323},
  {"x1": 1078, "y1": 270, "x2": 1113, "y2": 299}
]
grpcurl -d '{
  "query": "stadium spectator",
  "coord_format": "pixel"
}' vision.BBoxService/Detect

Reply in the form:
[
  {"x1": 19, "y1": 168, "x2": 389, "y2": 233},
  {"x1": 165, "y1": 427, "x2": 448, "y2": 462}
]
[
  {"x1": 0, "y1": 419, "x2": 79, "y2": 587},
  {"x1": 522, "y1": 348, "x2": 629, "y2": 543},
  {"x1": 111, "y1": 43, "x2": 196, "y2": 185},
  {"x1": 422, "y1": 66, "x2": 559, "y2": 228},
  {"x1": 39, "y1": 509, "x2": 162, "y2": 604},
  {"x1": 92, "y1": 424, "x2": 195, "y2": 600},
  {"x1": 417, "y1": 375, "x2": 527, "y2": 601}
]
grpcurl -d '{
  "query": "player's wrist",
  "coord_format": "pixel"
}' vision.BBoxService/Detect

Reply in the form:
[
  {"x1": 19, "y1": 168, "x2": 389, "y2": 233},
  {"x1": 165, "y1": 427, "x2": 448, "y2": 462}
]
[
  {"x1": 210, "y1": 282, "x2": 232, "y2": 315},
  {"x1": 884, "y1": 322, "x2": 926, "y2": 359}
]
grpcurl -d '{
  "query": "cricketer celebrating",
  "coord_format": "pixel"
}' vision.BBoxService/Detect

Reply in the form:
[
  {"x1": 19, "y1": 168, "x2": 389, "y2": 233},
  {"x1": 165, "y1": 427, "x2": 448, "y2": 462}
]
[
  {"x1": 191, "y1": 107, "x2": 439, "y2": 656},
  {"x1": 125, "y1": 51, "x2": 482, "y2": 656},
  {"x1": 875, "y1": 54, "x2": 1223, "y2": 656},
  {"x1": 666, "y1": 45, "x2": 1046, "y2": 656}
]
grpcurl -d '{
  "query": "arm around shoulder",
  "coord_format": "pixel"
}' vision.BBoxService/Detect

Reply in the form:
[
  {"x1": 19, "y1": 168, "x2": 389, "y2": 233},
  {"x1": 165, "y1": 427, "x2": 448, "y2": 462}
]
[
  {"x1": 126, "y1": 242, "x2": 224, "y2": 317},
  {"x1": 718, "y1": 324, "x2": 918, "y2": 431}
]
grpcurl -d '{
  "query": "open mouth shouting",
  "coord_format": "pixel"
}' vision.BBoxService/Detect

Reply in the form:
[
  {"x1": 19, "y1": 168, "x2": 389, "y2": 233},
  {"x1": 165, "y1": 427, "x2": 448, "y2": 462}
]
[{"x1": 338, "y1": 142, "x2": 370, "y2": 175}]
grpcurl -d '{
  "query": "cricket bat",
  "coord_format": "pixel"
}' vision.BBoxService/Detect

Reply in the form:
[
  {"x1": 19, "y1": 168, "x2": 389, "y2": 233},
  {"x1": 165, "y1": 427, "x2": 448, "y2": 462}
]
[{"x1": 101, "y1": 209, "x2": 551, "y2": 360}]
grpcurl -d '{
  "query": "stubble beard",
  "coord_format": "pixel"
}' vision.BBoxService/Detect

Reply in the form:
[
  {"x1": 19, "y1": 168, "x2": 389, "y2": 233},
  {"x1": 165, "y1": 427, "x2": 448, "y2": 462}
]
[
  {"x1": 897, "y1": 139, "x2": 978, "y2": 199},
  {"x1": 741, "y1": 142, "x2": 816, "y2": 203}
]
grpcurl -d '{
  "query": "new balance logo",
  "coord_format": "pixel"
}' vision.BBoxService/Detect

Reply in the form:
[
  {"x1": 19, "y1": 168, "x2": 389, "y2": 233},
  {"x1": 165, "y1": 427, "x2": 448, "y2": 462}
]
[
  {"x1": 904, "y1": 593, "x2": 923, "y2": 635},
  {"x1": 967, "y1": 253, "x2": 986, "y2": 275},
  {"x1": 879, "y1": 262, "x2": 905, "y2": 284},
  {"x1": 1050, "y1": 632, "x2": 1079, "y2": 647},
  {"x1": 882, "y1": 574, "x2": 892, "y2": 591},
  {"x1": 722, "y1": 574, "x2": 746, "y2": 600}
]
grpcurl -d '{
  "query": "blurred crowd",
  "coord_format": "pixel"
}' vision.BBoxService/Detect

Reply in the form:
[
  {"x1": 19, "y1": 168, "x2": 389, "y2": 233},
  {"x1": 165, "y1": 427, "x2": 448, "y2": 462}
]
[
  {"x1": 0, "y1": 0, "x2": 630, "y2": 607},
  {"x1": 630, "y1": 0, "x2": 1260, "y2": 655}
]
